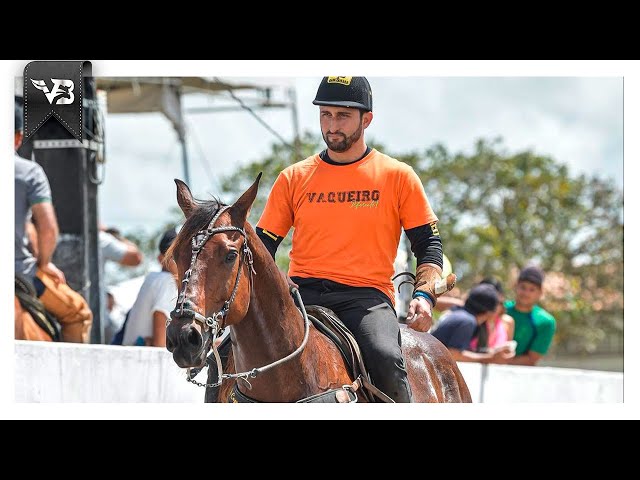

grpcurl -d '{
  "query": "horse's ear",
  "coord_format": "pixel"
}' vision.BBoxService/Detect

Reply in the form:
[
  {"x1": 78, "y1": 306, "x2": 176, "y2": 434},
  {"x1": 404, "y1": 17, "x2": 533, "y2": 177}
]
[
  {"x1": 230, "y1": 173, "x2": 262, "y2": 225},
  {"x1": 175, "y1": 179, "x2": 195, "y2": 217}
]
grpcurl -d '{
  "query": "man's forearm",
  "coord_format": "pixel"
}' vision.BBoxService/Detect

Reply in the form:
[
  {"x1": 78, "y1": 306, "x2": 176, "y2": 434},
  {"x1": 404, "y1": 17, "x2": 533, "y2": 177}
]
[
  {"x1": 152, "y1": 311, "x2": 167, "y2": 347},
  {"x1": 449, "y1": 348, "x2": 494, "y2": 363},
  {"x1": 504, "y1": 353, "x2": 540, "y2": 366},
  {"x1": 434, "y1": 295, "x2": 464, "y2": 312},
  {"x1": 37, "y1": 229, "x2": 58, "y2": 266}
]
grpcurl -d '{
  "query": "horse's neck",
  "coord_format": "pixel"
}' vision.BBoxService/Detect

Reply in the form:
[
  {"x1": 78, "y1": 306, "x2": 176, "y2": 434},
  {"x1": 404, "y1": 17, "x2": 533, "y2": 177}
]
[{"x1": 229, "y1": 227, "x2": 312, "y2": 398}]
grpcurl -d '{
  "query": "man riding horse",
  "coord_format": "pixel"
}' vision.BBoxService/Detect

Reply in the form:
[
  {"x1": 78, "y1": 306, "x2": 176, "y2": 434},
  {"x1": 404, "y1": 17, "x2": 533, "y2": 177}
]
[
  {"x1": 254, "y1": 77, "x2": 455, "y2": 402},
  {"x1": 165, "y1": 77, "x2": 466, "y2": 403}
]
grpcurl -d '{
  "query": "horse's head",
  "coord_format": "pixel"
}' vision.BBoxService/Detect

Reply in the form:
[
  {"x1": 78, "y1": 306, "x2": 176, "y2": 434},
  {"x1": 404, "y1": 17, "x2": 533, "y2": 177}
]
[{"x1": 165, "y1": 174, "x2": 261, "y2": 368}]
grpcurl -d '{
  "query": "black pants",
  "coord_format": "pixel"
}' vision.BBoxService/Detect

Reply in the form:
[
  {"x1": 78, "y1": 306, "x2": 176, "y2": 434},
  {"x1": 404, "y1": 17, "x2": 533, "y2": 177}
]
[{"x1": 293, "y1": 277, "x2": 412, "y2": 403}]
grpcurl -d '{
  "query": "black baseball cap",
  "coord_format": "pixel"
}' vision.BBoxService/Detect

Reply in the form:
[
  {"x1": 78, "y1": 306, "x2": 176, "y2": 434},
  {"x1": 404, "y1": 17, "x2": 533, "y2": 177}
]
[
  {"x1": 159, "y1": 227, "x2": 178, "y2": 255},
  {"x1": 518, "y1": 265, "x2": 545, "y2": 287},
  {"x1": 312, "y1": 76, "x2": 373, "y2": 111},
  {"x1": 479, "y1": 277, "x2": 504, "y2": 295},
  {"x1": 464, "y1": 284, "x2": 499, "y2": 316}
]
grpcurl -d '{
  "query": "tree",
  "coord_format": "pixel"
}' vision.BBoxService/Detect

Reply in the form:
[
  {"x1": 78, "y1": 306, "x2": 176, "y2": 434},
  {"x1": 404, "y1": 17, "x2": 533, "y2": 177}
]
[{"x1": 410, "y1": 138, "x2": 623, "y2": 354}]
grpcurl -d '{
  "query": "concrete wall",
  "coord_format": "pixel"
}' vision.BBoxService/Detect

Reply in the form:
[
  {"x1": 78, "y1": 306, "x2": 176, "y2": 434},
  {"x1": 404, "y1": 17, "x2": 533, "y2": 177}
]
[
  {"x1": 15, "y1": 341, "x2": 623, "y2": 403},
  {"x1": 456, "y1": 362, "x2": 623, "y2": 403},
  {"x1": 15, "y1": 341, "x2": 202, "y2": 403}
]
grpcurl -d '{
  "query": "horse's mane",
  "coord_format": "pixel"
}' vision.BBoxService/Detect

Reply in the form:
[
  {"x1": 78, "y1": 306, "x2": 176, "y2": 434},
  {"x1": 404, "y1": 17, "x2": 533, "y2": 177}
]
[{"x1": 164, "y1": 197, "x2": 225, "y2": 265}]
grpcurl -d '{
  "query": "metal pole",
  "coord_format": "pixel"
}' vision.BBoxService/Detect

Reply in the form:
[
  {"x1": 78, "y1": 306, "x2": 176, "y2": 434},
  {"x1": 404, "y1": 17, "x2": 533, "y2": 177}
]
[
  {"x1": 179, "y1": 132, "x2": 190, "y2": 186},
  {"x1": 289, "y1": 87, "x2": 301, "y2": 160}
]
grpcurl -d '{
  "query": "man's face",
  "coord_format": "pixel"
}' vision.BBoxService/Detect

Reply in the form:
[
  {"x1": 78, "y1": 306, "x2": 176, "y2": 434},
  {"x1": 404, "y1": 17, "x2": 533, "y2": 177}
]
[
  {"x1": 515, "y1": 281, "x2": 542, "y2": 309},
  {"x1": 319, "y1": 106, "x2": 370, "y2": 153}
]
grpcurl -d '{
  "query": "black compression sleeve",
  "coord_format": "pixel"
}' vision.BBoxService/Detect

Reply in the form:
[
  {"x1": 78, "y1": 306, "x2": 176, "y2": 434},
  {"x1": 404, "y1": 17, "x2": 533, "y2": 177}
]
[
  {"x1": 404, "y1": 223, "x2": 443, "y2": 269},
  {"x1": 256, "y1": 227, "x2": 283, "y2": 260}
]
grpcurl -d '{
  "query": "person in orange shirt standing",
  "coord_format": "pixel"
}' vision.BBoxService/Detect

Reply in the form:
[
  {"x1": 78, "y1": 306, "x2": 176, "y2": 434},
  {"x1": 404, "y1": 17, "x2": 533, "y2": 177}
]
[{"x1": 256, "y1": 77, "x2": 453, "y2": 402}]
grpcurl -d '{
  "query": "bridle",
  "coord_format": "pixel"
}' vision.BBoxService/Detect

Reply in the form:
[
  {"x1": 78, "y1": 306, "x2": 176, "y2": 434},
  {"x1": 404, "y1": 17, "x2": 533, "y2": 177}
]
[
  {"x1": 167, "y1": 204, "x2": 311, "y2": 391},
  {"x1": 164, "y1": 203, "x2": 367, "y2": 402},
  {"x1": 169, "y1": 205, "x2": 255, "y2": 335}
]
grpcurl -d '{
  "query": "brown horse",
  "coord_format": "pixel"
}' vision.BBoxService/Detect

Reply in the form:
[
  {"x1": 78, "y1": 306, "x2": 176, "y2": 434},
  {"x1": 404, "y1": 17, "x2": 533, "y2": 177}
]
[{"x1": 165, "y1": 175, "x2": 471, "y2": 403}]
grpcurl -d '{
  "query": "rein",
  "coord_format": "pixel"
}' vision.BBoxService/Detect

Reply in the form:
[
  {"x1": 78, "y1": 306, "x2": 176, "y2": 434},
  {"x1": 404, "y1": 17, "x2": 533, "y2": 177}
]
[{"x1": 187, "y1": 287, "x2": 311, "y2": 389}]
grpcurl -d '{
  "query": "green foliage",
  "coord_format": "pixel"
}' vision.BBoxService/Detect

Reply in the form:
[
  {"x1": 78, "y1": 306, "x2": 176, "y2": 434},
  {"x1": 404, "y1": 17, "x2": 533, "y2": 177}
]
[{"x1": 409, "y1": 138, "x2": 623, "y2": 354}]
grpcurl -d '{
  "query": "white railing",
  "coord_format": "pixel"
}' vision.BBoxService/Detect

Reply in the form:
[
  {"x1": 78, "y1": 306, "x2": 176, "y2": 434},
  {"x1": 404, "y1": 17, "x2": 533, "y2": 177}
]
[{"x1": 15, "y1": 341, "x2": 623, "y2": 403}]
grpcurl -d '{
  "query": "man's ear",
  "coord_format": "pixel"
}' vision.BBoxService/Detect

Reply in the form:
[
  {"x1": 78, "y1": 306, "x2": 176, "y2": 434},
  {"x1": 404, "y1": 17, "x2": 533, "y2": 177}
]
[{"x1": 362, "y1": 111, "x2": 373, "y2": 129}]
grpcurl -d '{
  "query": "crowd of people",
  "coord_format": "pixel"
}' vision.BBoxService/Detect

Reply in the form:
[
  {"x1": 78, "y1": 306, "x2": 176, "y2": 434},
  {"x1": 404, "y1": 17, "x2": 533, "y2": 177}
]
[
  {"x1": 14, "y1": 77, "x2": 558, "y2": 402},
  {"x1": 430, "y1": 266, "x2": 556, "y2": 366}
]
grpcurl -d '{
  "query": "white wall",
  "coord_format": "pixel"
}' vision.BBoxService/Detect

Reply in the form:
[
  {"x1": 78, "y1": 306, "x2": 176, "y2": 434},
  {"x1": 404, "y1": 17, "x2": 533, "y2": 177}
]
[
  {"x1": 456, "y1": 362, "x2": 623, "y2": 403},
  {"x1": 15, "y1": 341, "x2": 623, "y2": 403},
  {"x1": 15, "y1": 341, "x2": 203, "y2": 402}
]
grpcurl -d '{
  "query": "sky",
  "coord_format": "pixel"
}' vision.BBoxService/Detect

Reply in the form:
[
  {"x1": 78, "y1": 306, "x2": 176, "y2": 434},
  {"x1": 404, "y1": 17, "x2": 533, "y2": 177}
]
[{"x1": 99, "y1": 76, "x2": 623, "y2": 234}]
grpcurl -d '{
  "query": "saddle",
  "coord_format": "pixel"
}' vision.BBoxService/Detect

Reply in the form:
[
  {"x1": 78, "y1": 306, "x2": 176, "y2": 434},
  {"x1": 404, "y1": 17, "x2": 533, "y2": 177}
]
[
  {"x1": 305, "y1": 305, "x2": 390, "y2": 403},
  {"x1": 15, "y1": 273, "x2": 61, "y2": 341}
]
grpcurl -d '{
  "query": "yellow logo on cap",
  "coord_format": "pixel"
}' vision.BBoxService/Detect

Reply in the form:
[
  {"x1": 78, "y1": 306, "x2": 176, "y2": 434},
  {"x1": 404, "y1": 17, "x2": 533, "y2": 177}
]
[{"x1": 327, "y1": 76, "x2": 352, "y2": 86}]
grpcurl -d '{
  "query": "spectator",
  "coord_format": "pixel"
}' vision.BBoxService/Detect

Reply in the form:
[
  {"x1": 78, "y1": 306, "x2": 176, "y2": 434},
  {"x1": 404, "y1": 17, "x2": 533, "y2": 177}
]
[
  {"x1": 469, "y1": 278, "x2": 515, "y2": 352},
  {"x1": 100, "y1": 226, "x2": 143, "y2": 268},
  {"x1": 105, "y1": 289, "x2": 128, "y2": 342},
  {"x1": 14, "y1": 97, "x2": 92, "y2": 342},
  {"x1": 503, "y1": 265, "x2": 557, "y2": 366},
  {"x1": 434, "y1": 277, "x2": 514, "y2": 350},
  {"x1": 122, "y1": 228, "x2": 179, "y2": 347},
  {"x1": 431, "y1": 284, "x2": 513, "y2": 363},
  {"x1": 99, "y1": 225, "x2": 143, "y2": 343}
]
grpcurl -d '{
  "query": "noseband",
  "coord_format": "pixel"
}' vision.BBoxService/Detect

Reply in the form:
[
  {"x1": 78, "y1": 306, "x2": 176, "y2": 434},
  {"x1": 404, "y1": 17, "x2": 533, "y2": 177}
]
[{"x1": 169, "y1": 205, "x2": 256, "y2": 334}]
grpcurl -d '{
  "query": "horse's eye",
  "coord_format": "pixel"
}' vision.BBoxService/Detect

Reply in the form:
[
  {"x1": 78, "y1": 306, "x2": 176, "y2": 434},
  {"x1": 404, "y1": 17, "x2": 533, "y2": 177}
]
[{"x1": 225, "y1": 251, "x2": 238, "y2": 263}]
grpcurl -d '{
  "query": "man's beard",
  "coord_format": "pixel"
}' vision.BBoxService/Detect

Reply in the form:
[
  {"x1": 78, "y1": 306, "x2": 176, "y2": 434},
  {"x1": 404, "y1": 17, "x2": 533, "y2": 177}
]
[{"x1": 322, "y1": 122, "x2": 363, "y2": 153}]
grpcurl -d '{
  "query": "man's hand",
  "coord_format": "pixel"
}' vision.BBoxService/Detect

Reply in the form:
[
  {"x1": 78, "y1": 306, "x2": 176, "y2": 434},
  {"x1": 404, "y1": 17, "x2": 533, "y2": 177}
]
[
  {"x1": 39, "y1": 261, "x2": 66, "y2": 285},
  {"x1": 281, "y1": 271, "x2": 299, "y2": 290},
  {"x1": 486, "y1": 346, "x2": 516, "y2": 364},
  {"x1": 406, "y1": 296, "x2": 433, "y2": 332}
]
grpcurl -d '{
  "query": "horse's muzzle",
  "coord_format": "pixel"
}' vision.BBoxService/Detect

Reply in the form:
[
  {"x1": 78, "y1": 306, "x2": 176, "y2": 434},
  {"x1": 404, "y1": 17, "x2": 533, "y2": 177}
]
[{"x1": 166, "y1": 319, "x2": 208, "y2": 368}]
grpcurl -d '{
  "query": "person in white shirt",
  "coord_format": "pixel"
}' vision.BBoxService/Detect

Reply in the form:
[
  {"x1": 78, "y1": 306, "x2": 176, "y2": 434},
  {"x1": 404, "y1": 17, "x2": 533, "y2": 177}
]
[
  {"x1": 122, "y1": 228, "x2": 178, "y2": 347},
  {"x1": 99, "y1": 226, "x2": 143, "y2": 343}
]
